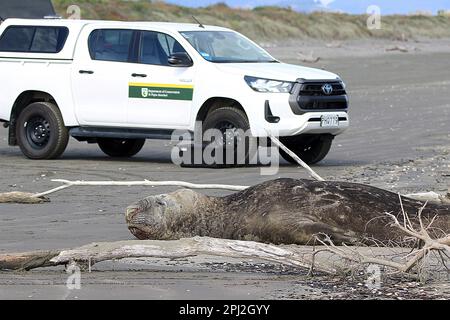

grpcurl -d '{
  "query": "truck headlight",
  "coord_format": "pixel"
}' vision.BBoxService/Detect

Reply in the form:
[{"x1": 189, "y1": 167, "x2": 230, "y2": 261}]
[{"x1": 245, "y1": 76, "x2": 294, "y2": 93}]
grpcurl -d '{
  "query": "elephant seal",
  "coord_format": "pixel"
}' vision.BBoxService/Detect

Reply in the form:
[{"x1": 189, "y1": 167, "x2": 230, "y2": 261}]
[{"x1": 126, "y1": 178, "x2": 450, "y2": 245}]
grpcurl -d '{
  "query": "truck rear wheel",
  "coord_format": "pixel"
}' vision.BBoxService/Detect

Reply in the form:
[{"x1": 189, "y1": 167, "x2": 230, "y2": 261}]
[
  {"x1": 16, "y1": 102, "x2": 69, "y2": 160},
  {"x1": 98, "y1": 138, "x2": 145, "y2": 158},
  {"x1": 279, "y1": 134, "x2": 334, "y2": 165}
]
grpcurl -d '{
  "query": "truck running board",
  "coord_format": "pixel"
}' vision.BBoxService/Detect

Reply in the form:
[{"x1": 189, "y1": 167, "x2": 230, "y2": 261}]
[{"x1": 69, "y1": 127, "x2": 192, "y2": 141}]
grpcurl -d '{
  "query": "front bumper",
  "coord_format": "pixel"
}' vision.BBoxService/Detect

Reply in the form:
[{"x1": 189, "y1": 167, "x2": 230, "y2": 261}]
[
  {"x1": 264, "y1": 108, "x2": 349, "y2": 137},
  {"x1": 247, "y1": 97, "x2": 349, "y2": 138}
]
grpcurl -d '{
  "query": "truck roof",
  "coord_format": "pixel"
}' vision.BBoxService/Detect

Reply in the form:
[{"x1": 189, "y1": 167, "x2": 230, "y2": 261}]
[
  {"x1": 0, "y1": 18, "x2": 233, "y2": 61},
  {"x1": 1, "y1": 18, "x2": 231, "y2": 33}
]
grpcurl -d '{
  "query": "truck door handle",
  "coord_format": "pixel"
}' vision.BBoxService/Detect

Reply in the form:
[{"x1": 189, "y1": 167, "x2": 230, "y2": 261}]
[
  {"x1": 132, "y1": 73, "x2": 147, "y2": 78},
  {"x1": 79, "y1": 70, "x2": 94, "y2": 74}
]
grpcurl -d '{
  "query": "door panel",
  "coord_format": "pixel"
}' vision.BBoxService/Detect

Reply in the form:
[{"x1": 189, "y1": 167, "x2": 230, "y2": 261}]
[
  {"x1": 126, "y1": 31, "x2": 195, "y2": 127},
  {"x1": 73, "y1": 61, "x2": 130, "y2": 125},
  {"x1": 72, "y1": 28, "x2": 135, "y2": 126}
]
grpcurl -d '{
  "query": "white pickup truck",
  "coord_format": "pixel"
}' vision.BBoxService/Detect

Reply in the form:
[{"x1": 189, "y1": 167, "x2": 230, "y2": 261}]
[{"x1": 0, "y1": 18, "x2": 349, "y2": 164}]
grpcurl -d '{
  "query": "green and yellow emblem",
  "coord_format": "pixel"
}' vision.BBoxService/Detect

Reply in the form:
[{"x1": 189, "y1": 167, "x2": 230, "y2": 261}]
[{"x1": 129, "y1": 83, "x2": 194, "y2": 101}]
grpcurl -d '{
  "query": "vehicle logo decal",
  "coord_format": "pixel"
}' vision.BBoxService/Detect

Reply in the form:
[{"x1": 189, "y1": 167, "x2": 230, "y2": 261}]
[
  {"x1": 129, "y1": 83, "x2": 194, "y2": 101},
  {"x1": 322, "y1": 83, "x2": 333, "y2": 95}
]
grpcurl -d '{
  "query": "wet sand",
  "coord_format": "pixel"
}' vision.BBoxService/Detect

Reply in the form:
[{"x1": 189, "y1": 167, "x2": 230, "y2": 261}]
[{"x1": 0, "y1": 39, "x2": 449, "y2": 299}]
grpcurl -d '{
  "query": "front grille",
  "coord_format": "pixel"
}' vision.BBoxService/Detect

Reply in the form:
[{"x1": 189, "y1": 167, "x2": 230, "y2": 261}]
[
  {"x1": 299, "y1": 82, "x2": 346, "y2": 96},
  {"x1": 303, "y1": 100, "x2": 348, "y2": 110},
  {"x1": 289, "y1": 80, "x2": 349, "y2": 114}
]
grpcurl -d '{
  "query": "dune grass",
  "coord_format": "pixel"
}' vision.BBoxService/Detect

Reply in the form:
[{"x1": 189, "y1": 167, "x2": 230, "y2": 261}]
[{"x1": 52, "y1": 0, "x2": 450, "y2": 41}]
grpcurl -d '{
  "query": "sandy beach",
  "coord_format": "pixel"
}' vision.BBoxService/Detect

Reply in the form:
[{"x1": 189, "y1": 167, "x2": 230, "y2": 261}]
[{"x1": 0, "y1": 38, "x2": 449, "y2": 300}]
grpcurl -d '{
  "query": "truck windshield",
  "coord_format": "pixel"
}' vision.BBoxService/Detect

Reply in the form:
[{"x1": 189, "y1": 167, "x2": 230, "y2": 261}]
[{"x1": 180, "y1": 31, "x2": 277, "y2": 63}]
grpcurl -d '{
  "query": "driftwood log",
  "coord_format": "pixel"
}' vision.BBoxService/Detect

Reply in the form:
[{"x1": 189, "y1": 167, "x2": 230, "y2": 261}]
[
  {"x1": 126, "y1": 178, "x2": 450, "y2": 246},
  {"x1": 0, "y1": 192, "x2": 48, "y2": 204},
  {"x1": 0, "y1": 237, "x2": 334, "y2": 274}
]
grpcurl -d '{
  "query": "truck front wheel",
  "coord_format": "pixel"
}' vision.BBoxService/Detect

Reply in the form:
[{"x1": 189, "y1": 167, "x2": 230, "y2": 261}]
[
  {"x1": 16, "y1": 102, "x2": 69, "y2": 160},
  {"x1": 202, "y1": 106, "x2": 255, "y2": 166},
  {"x1": 279, "y1": 134, "x2": 334, "y2": 165},
  {"x1": 97, "y1": 138, "x2": 145, "y2": 158}
]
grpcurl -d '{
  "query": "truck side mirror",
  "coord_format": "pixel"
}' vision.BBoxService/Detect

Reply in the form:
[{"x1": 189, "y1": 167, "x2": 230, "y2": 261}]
[{"x1": 168, "y1": 52, "x2": 193, "y2": 67}]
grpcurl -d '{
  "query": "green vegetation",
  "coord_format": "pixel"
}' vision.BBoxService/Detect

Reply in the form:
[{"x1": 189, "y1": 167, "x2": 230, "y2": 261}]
[{"x1": 53, "y1": 0, "x2": 450, "y2": 41}]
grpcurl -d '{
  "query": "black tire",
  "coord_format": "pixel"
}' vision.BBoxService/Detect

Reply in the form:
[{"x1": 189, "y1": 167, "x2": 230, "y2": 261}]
[
  {"x1": 98, "y1": 138, "x2": 145, "y2": 158},
  {"x1": 16, "y1": 102, "x2": 69, "y2": 160},
  {"x1": 202, "y1": 105, "x2": 255, "y2": 166},
  {"x1": 279, "y1": 134, "x2": 334, "y2": 165}
]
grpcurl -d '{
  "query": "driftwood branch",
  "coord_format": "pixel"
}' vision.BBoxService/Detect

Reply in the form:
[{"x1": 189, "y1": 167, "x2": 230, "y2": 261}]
[
  {"x1": 0, "y1": 237, "x2": 336, "y2": 274},
  {"x1": 34, "y1": 179, "x2": 249, "y2": 198},
  {"x1": 0, "y1": 180, "x2": 249, "y2": 204},
  {"x1": 312, "y1": 201, "x2": 450, "y2": 275},
  {"x1": 35, "y1": 135, "x2": 325, "y2": 198}
]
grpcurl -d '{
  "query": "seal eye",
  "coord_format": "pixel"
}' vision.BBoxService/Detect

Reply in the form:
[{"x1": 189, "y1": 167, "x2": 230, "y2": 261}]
[
  {"x1": 153, "y1": 198, "x2": 168, "y2": 216},
  {"x1": 156, "y1": 198, "x2": 167, "y2": 207}
]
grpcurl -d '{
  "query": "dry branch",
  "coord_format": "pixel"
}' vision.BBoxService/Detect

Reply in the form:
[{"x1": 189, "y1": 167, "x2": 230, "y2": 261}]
[
  {"x1": 34, "y1": 179, "x2": 249, "y2": 198},
  {"x1": 312, "y1": 202, "x2": 450, "y2": 275},
  {"x1": 0, "y1": 180, "x2": 249, "y2": 204}
]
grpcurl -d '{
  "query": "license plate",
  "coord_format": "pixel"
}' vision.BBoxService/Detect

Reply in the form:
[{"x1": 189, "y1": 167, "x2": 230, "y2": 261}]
[{"x1": 320, "y1": 115, "x2": 339, "y2": 128}]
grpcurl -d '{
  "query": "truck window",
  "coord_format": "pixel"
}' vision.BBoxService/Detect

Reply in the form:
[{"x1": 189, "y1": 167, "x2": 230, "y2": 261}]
[
  {"x1": 139, "y1": 31, "x2": 187, "y2": 66},
  {"x1": 0, "y1": 26, "x2": 69, "y2": 53},
  {"x1": 88, "y1": 29, "x2": 134, "y2": 63}
]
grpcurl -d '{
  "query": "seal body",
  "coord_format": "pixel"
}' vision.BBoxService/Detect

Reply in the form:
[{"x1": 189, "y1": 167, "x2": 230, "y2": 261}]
[{"x1": 126, "y1": 179, "x2": 450, "y2": 245}]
